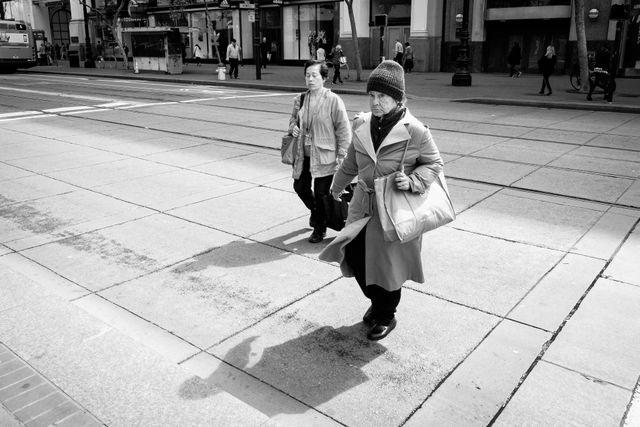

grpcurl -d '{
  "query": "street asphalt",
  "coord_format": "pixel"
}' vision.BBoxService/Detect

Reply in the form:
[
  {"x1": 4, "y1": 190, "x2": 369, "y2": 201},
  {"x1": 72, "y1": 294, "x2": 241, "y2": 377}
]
[{"x1": 0, "y1": 61, "x2": 639, "y2": 426}]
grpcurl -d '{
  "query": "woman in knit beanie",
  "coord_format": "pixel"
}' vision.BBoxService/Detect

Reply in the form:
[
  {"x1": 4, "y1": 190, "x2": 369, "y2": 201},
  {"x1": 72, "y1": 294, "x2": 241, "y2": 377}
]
[{"x1": 320, "y1": 60, "x2": 444, "y2": 341}]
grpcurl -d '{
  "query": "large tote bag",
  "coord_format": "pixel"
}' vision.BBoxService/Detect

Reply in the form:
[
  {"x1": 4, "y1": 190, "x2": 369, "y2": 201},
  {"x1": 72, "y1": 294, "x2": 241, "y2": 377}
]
[
  {"x1": 281, "y1": 92, "x2": 307, "y2": 165},
  {"x1": 374, "y1": 141, "x2": 455, "y2": 243}
]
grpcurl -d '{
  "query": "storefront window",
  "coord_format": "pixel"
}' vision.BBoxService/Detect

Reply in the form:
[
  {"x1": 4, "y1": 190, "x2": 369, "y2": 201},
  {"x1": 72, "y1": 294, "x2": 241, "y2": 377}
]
[
  {"x1": 282, "y1": 2, "x2": 336, "y2": 61},
  {"x1": 370, "y1": 0, "x2": 410, "y2": 26}
]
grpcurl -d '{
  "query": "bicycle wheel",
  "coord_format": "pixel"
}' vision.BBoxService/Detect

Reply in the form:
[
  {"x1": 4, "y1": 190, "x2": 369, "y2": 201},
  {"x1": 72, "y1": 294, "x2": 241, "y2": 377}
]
[{"x1": 569, "y1": 73, "x2": 581, "y2": 91}]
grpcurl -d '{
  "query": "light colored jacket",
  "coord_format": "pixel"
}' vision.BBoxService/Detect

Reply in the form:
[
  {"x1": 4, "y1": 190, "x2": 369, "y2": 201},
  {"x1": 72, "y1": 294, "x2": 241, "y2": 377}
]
[
  {"x1": 226, "y1": 44, "x2": 241, "y2": 60},
  {"x1": 319, "y1": 110, "x2": 443, "y2": 291},
  {"x1": 287, "y1": 88, "x2": 351, "y2": 178}
]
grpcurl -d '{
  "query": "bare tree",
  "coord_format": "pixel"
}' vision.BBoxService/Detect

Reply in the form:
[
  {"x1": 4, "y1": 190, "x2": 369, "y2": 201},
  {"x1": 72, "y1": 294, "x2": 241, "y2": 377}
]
[
  {"x1": 573, "y1": 0, "x2": 589, "y2": 92},
  {"x1": 344, "y1": 0, "x2": 363, "y2": 81},
  {"x1": 85, "y1": 0, "x2": 131, "y2": 69}
]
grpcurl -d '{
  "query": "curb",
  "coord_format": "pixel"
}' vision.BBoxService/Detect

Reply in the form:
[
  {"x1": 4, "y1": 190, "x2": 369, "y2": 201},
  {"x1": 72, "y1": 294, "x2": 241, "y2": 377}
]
[{"x1": 455, "y1": 97, "x2": 640, "y2": 114}]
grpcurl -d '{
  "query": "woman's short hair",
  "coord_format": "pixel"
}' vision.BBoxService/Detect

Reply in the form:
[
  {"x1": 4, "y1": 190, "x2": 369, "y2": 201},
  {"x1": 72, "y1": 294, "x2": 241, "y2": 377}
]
[{"x1": 304, "y1": 59, "x2": 329, "y2": 79}]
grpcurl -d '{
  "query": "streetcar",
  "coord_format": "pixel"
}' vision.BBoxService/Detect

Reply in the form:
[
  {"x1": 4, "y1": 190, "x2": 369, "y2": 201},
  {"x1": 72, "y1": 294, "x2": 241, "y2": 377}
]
[{"x1": 0, "y1": 19, "x2": 37, "y2": 72}]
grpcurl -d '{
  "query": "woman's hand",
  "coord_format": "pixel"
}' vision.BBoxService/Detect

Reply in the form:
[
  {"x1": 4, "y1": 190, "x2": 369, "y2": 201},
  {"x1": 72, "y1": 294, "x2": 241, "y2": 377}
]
[
  {"x1": 395, "y1": 171, "x2": 411, "y2": 191},
  {"x1": 331, "y1": 189, "x2": 343, "y2": 201},
  {"x1": 291, "y1": 125, "x2": 301, "y2": 137}
]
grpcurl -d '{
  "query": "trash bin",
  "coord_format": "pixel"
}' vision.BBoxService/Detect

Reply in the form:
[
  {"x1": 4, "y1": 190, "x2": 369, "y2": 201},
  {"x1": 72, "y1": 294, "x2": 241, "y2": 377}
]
[{"x1": 68, "y1": 50, "x2": 79, "y2": 68}]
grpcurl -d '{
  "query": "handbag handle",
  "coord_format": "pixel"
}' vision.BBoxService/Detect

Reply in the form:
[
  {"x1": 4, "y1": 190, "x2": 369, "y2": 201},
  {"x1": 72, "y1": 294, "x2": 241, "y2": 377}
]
[{"x1": 398, "y1": 140, "x2": 410, "y2": 174}]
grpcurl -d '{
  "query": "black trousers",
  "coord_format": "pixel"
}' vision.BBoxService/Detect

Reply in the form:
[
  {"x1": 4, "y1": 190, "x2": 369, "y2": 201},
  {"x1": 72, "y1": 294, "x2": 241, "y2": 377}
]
[
  {"x1": 344, "y1": 226, "x2": 401, "y2": 325},
  {"x1": 540, "y1": 74, "x2": 552, "y2": 93},
  {"x1": 332, "y1": 66, "x2": 342, "y2": 84},
  {"x1": 229, "y1": 58, "x2": 239, "y2": 78},
  {"x1": 293, "y1": 156, "x2": 332, "y2": 232}
]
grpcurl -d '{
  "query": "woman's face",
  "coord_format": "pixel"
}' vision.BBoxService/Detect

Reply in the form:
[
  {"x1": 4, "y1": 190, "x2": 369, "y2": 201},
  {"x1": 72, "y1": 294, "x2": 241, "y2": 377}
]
[
  {"x1": 369, "y1": 91, "x2": 398, "y2": 117},
  {"x1": 305, "y1": 64, "x2": 325, "y2": 90}
]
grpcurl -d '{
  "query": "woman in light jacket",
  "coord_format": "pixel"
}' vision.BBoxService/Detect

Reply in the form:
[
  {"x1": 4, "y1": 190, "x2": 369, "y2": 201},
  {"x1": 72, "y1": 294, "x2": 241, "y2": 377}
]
[
  {"x1": 320, "y1": 60, "x2": 443, "y2": 340},
  {"x1": 289, "y1": 60, "x2": 351, "y2": 243}
]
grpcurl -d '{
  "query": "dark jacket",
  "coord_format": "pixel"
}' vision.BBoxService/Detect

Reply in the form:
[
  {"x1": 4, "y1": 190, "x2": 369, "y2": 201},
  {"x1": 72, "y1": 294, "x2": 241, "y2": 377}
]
[{"x1": 538, "y1": 54, "x2": 556, "y2": 76}]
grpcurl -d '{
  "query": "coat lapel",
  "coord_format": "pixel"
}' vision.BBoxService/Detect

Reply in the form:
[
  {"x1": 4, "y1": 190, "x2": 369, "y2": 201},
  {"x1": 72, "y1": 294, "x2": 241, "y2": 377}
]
[{"x1": 378, "y1": 116, "x2": 412, "y2": 150}]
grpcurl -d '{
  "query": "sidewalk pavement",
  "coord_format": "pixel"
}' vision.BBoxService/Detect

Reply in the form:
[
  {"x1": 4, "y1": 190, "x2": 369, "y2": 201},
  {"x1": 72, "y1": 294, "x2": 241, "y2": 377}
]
[{"x1": 26, "y1": 60, "x2": 640, "y2": 113}]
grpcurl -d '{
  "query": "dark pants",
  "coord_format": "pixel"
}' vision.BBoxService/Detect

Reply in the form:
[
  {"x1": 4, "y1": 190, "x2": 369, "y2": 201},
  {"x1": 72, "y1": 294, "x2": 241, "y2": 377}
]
[
  {"x1": 229, "y1": 58, "x2": 239, "y2": 78},
  {"x1": 293, "y1": 156, "x2": 332, "y2": 232},
  {"x1": 540, "y1": 73, "x2": 552, "y2": 94},
  {"x1": 345, "y1": 226, "x2": 401, "y2": 325},
  {"x1": 332, "y1": 66, "x2": 342, "y2": 84}
]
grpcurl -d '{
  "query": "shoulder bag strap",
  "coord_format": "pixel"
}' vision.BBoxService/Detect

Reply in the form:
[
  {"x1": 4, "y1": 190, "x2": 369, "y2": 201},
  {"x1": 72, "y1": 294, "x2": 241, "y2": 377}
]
[{"x1": 398, "y1": 140, "x2": 410, "y2": 174}]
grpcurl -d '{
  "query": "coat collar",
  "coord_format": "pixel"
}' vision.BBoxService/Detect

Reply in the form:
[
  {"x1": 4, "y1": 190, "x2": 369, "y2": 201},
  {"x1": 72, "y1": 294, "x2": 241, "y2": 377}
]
[{"x1": 354, "y1": 111, "x2": 413, "y2": 162}]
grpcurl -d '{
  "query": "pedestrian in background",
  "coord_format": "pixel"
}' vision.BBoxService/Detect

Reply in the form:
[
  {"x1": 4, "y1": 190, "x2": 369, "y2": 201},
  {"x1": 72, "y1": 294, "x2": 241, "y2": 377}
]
[
  {"x1": 226, "y1": 38, "x2": 242, "y2": 79},
  {"x1": 288, "y1": 60, "x2": 351, "y2": 243},
  {"x1": 260, "y1": 36, "x2": 268, "y2": 69},
  {"x1": 508, "y1": 41, "x2": 522, "y2": 78},
  {"x1": 320, "y1": 60, "x2": 444, "y2": 341},
  {"x1": 402, "y1": 42, "x2": 414, "y2": 73},
  {"x1": 330, "y1": 44, "x2": 343, "y2": 84},
  {"x1": 193, "y1": 44, "x2": 202, "y2": 66},
  {"x1": 394, "y1": 39, "x2": 404, "y2": 64},
  {"x1": 538, "y1": 44, "x2": 556, "y2": 95},
  {"x1": 316, "y1": 44, "x2": 326, "y2": 62}
]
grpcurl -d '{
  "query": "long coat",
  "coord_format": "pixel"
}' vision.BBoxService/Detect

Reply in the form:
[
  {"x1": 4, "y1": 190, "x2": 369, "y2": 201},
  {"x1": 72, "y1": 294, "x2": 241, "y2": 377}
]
[{"x1": 319, "y1": 110, "x2": 443, "y2": 291}]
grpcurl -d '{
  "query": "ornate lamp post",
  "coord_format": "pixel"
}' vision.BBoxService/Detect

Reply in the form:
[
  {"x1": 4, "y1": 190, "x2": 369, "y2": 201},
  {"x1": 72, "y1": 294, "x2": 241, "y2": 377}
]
[{"x1": 451, "y1": 0, "x2": 471, "y2": 86}]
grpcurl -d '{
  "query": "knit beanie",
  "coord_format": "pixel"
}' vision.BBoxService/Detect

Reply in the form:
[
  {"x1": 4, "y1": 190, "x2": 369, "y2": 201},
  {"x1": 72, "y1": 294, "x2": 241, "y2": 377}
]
[{"x1": 366, "y1": 60, "x2": 405, "y2": 101}]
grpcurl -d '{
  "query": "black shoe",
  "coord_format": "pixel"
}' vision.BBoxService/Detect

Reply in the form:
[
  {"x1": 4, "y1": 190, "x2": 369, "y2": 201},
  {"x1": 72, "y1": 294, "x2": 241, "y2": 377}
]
[
  {"x1": 586, "y1": 95, "x2": 593, "y2": 101},
  {"x1": 367, "y1": 318, "x2": 397, "y2": 341},
  {"x1": 362, "y1": 306, "x2": 375, "y2": 326},
  {"x1": 538, "y1": 91, "x2": 544, "y2": 95},
  {"x1": 308, "y1": 229, "x2": 326, "y2": 243},
  {"x1": 546, "y1": 92, "x2": 552, "y2": 96}
]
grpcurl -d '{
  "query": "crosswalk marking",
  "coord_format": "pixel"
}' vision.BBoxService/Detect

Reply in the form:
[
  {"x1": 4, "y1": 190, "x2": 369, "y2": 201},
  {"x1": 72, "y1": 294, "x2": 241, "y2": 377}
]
[
  {"x1": 0, "y1": 111, "x2": 42, "y2": 119},
  {"x1": 43, "y1": 106, "x2": 97, "y2": 113}
]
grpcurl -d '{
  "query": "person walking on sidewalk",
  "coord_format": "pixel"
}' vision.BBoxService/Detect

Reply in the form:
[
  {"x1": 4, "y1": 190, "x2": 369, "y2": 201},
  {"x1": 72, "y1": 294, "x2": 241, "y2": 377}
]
[
  {"x1": 288, "y1": 60, "x2": 351, "y2": 243},
  {"x1": 508, "y1": 41, "x2": 522, "y2": 78},
  {"x1": 319, "y1": 60, "x2": 444, "y2": 341},
  {"x1": 394, "y1": 39, "x2": 404, "y2": 64},
  {"x1": 193, "y1": 44, "x2": 203, "y2": 66},
  {"x1": 403, "y1": 42, "x2": 414, "y2": 73},
  {"x1": 226, "y1": 39, "x2": 242, "y2": 79},
  {"x1": 538, "y1": 44, "x2": 556, "y2": 95},
  {"x1": 260, "y1": 37, "x2": 268, "y2": 69},
  {"x1": 330, "y1": 44, "x2": 344, "y2": 84}
]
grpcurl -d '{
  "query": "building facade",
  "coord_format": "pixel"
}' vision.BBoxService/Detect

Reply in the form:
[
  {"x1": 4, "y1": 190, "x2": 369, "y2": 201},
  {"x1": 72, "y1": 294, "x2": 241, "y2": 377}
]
[{"x1": 2, "y1": 0, "x2": 639, "y2": 76}]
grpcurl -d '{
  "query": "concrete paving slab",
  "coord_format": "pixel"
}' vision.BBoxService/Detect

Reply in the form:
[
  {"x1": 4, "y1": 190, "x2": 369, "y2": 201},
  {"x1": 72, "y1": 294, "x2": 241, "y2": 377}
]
[
  {"x1": 451, "y1": 190, "x2": 605, "y2": 251},
  {"x1": 0, "y1": 175, "x2": 77, "y2": 205},
  {"x1": 624, "y1": 379, "x2": 640, "y2": 427},
  {"x1": 47, "y1": 158, "x2": 179, "y2": 188},
  {"x1": 0, "y1": 190, "x2": 153, "y2": 251},
  {"x1": 430, "y1": 130, "x2": 507, "y2": 155},
  {"x1": 0, "y1": 245, "x2": 12, "y2": 256},
  {"x1": 404, "y1": 320, "x2": 550, "y2": 427},
  {"x1": 494, "y1": 360, "x2": 631, "y2": 426},
  {"x1": 549, "y1": 153, "x2": 640, "y2": 178},
  {"x1": 96, "y1": 135, "x2": 205, "y2": 157},
  {"x1": 0, "y1": 163, "x2": 34, "y2": 181},
  {"x1": 568, "y1": 145, "x2": 640, "y2": 163},
  {"x1": 571, "y1": 208, "x2": 639, "y2": 260},
  {"x1": 545, "y1": 111, "x2": 631, "y2": 133},
  {"x1": 0, "y1": 296, "x2": 270, "y2": 426},
  {"x1": 514, "y1": 167, "x2": 635, "y2": 205},
  {"x1": 520, "y1": 127, "x2": 598, "y2": 144},
  {"x1": 0, "y1": 406, "x2": 22, "y2": 427},
  {"x1": 458, "y1": 122, "x2": 534, "y2": 139},
  {"x1": 92, "y1": 169, "x2": 255, "y2": 211},
  {"x1": 0, "y1": 117, "x2": 96, "y2": 139},
  {"x1": 0, "y1": 139, "x2": 78, "y2": 162},
  {"x1": 587, "y1": 133, "x2": 640, "y2": 151},
  {"x1": 604, "y1": 228, "x2": 640, "y2": 286},
  {"x1": 471, "y1": 138, "x2": 575, "y2": 165},
  {"x1": 5, "y1": 147, "x2": 127, "y2": 174},
  {"x1": 168, "y1": 186, "x2": 309, "y2": 237},
  {"x1": 440, "y1": 179, "x2": 500, "y2": 213},
  {"x1": 99, "y1": 238, "x2": 341, "y2": 348},
  {"x1": 144, "y1": 142, "x2": 255, "y2": 168},
  {"x1": 210, "y1": 280, "x2": 499, "y2": 427},
  {"x1": 508, "y1": 253, "x2": 605, "y2": 332},
  {"x1": 193, "y1": 152, "x2": 288, "y2": 185},
  {"x1": 618, "y1": 179, "x2": 640, "y2": 208},
  {"x1": 180, "y1": 352, "x2": 341, "y2": 426},
  {"x1": 445, "y1": 156, "x2": 539, "y2": 186},
  {"x1": 543, "y1": 278, "x2": 640, "y2": 390},
  {"x1": 21, "y1": 213, "x2": 236, "y2": 291},
  {"x1": 0, "y1": 253, "x2": 88, "y2": 301},
  {"x1": 409, "y1": 227, "x2": 563, "y2": 316}
]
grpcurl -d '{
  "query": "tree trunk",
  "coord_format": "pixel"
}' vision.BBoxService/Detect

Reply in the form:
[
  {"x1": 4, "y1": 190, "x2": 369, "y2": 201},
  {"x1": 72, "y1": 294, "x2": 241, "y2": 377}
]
[
  {"x1": 345, "y1": 0, "x2": 363, "y2": 81},
  {"x1": 574, "y1": 0, "x2": 589, "y2": 92}
]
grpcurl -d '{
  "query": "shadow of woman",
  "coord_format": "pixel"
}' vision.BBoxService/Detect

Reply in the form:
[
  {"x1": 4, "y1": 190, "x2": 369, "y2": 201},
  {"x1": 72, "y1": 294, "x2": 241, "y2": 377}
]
[{"x1": 178, "y1": 323, "x2": 387, "y2": 417}]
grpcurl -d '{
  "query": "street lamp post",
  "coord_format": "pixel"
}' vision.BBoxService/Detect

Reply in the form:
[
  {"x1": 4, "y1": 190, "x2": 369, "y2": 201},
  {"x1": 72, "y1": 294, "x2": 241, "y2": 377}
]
[
  {"x1": 451, "y1": 0, "x2": 471, "y2": 86},
  {"x1": 82, "y1": 0, "x2": 95, "y2": 68}
]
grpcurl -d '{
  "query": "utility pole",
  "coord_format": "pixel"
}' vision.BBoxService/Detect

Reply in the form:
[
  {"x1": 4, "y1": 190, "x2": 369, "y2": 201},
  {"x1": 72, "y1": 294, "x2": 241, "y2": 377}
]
[
  {"x1": 82, "y1": 0, "x2": 95, "y2": 68},
  {"x1": 255, "y1": 0, "x2": 261, "y2": 79},
  {"x1": 452, "y1": 0, "x2": 471, "y2": 86}
]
